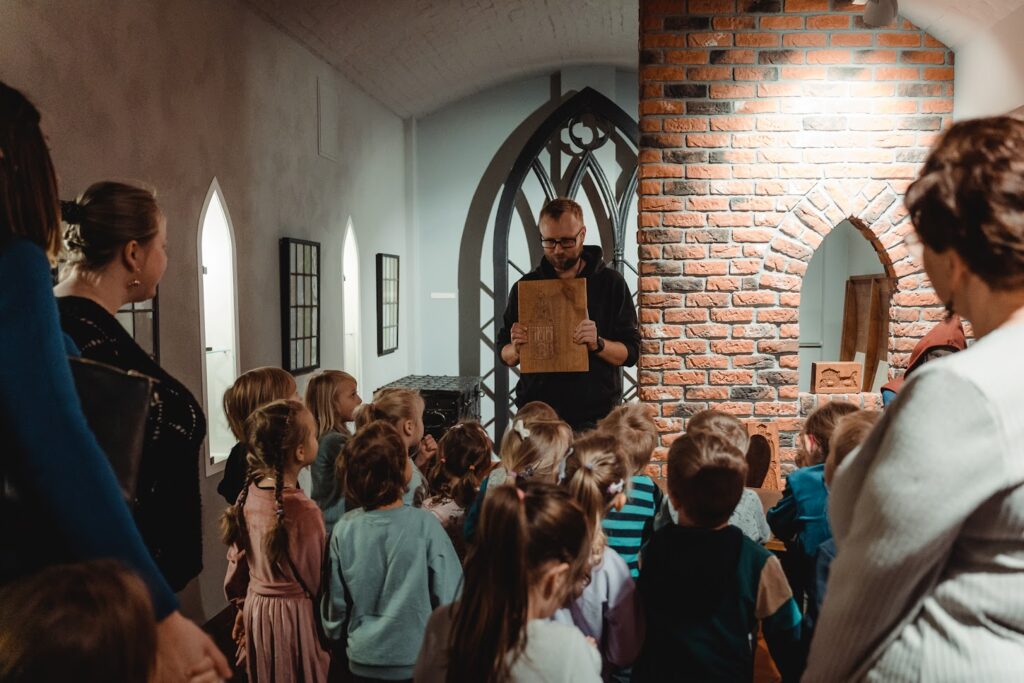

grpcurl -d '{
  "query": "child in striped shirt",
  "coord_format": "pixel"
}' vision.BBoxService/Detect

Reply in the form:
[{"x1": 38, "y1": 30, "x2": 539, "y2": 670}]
[{"x1": 598, "y1": 404, "x2": 662, "y2": 578}]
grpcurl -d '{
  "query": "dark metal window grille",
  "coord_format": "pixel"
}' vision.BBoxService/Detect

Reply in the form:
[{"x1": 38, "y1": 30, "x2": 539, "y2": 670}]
[
  {"x1": 279, "y1": 238, "x2": 321, "y2": 374},
  {"x1": 376, "y1": 253, "x2": 400, "y2": 356},
  {"x1": 115, "y1": 297, "x2": 160, "y2": 361}
]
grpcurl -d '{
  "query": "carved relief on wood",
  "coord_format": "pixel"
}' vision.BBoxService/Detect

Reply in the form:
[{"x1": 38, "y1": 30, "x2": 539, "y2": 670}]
[
  {"x1": 518, "y1": 278, "x2": 589, "y2": 374},
  {"x1": 745, "y1": 421, "x2": 782, "y2": 491},
  {"x1": 811, "y1": 361, "x2": 863, "y2": 394}
]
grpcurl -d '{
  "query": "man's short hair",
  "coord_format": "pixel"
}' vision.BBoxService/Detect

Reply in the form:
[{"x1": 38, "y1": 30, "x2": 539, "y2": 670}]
[{"x1": 539, "y1": 198, "x2": 583, "y2": 225}]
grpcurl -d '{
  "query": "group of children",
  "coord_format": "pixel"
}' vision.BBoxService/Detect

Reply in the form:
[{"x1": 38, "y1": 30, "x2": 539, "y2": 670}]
[
  {"x1": 0, "y1": 353, "x2": 884, "y2": 683},
  {"x1": 209, "y1": 357, "x2": 883, "y2": 683}
]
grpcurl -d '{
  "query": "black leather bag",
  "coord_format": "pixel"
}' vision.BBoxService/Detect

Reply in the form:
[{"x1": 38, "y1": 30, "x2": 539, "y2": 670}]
[
  {"x1": 0, "y1": 357, "x2": 155, "y2": 582},
  {"x1": 67, "y1": 356, "x2": 155, "y2": 503}
]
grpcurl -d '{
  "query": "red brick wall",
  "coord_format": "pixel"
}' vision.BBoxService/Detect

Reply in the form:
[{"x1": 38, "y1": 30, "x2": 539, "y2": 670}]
[{"x1": 637, "y1": 0, "x2": 953, "y2": 473}]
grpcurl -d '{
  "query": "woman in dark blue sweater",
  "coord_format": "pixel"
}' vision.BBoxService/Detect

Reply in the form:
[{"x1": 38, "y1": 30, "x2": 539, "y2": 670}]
[{"x1": 0, "y1": 80, "x2": 229, "y2": 681}]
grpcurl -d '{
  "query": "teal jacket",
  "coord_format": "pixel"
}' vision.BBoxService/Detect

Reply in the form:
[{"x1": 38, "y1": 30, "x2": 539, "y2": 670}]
[{"x1": 767, "y1": 463, "x2": 832, "y2": 557}]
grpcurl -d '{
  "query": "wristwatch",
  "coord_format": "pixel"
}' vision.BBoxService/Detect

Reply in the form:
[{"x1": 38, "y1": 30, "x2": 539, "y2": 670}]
[{"x1": 593, "y1": 336, "x2": 605, "y2": 354}]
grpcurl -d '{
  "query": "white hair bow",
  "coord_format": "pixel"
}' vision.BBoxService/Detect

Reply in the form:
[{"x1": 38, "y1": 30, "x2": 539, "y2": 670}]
[
  {"x1": 607, "y1": 479, "x2": 625, "y2": 496},
  {"x1": 512, "y1": 420, "x2": 531, "y2": 440}
]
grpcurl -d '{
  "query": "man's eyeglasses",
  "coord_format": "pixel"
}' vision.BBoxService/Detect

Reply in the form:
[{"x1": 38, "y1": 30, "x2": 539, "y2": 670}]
[{"x1": 540, "y1": 227, "x2": 583, "y2": 250}]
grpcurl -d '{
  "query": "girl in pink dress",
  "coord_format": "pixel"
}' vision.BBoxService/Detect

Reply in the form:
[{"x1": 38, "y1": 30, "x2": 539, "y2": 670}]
[{"x1": 222, "y1": 398, "x2": 330, "y2": 682}]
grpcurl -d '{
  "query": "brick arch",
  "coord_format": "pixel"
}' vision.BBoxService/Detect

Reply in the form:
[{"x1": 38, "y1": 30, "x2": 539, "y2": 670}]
[{"x1": 753, "y1": 178, "x2": 940, "y2": 394}]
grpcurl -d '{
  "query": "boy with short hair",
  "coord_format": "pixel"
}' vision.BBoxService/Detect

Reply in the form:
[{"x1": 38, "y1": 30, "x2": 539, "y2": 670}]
[
  {"x1": 635, "y1": 432, "x2": 803, "y2": 683},
  {"x1": 654, "y1": 410, "x2": 771, "y2": 544}
]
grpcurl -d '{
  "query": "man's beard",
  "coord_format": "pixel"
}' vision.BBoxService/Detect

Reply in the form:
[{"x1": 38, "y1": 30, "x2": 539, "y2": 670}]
[{"x1": 549, "y1": 252, "x2": 581, "y2": 272}]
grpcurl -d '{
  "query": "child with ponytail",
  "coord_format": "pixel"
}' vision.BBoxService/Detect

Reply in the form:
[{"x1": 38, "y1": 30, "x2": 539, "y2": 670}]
[
  {"x1": 321, "y1": 420, "x2": 462, "y2": 682},
  {"x1": 221, "y1": 399, "x2": 329, "y2": 682},
  {"x1": 305, "y1": 369, "x2": 361, "y2": 534},
  {"x1": 597, "y1": 403, "x2": 663, "y2": 578},
  {"x1": 217, "y1": 367, "x2": 297, "y2": 504},
  {"x1": 354, "y1": 387, "x2": 434, "y2": 506},
  {"x1": 423, "y1": 421, "x2": 494, "y2": 562},
  {"x1": 415, "y1": 481, "x2": 601, "y2": 682},
  {"x1": 462, "y1": 401, "x2": 573, "y2": 543},
  {"x1": 556, "y1": 431, "x2": 645, "y2": 680}
]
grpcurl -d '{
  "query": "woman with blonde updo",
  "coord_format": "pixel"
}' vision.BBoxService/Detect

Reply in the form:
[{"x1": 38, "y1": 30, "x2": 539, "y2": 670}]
[{"x1": 54, "y1": 180, "x2": 205, "y2": 592}]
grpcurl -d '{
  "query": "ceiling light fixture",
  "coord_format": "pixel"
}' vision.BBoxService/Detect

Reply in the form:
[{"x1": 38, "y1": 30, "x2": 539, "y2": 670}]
[{"x1": 852, "y1": 0, "x2": 899, "y2": 28}]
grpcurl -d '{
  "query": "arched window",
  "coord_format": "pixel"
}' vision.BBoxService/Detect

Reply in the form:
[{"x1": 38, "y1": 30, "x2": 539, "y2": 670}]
[
  {"x1": 342, "y1": 219, "x2": 362, "y2": 388},
  {"x1": 199, "y1": 179, "x2": 240, "y2": 471},
  {"x1": 798, "y1": 219, "x2": 890, "y2": 393}
]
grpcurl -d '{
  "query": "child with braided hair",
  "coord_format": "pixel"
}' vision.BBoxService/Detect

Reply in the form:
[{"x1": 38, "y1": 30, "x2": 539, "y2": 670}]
[
  {"x1": 556, "y1": 431, "x2": 645, "y2": 680},
  {"x1": 423, "y1": 421, "x2": 494, "y2": 563},
  {"x1": 221, "y1": 399, "x2": 330, "y2": 682}
]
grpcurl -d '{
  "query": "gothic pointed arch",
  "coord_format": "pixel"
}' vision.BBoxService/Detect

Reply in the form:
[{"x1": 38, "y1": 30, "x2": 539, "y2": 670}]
[{"x1": 490, "y1": 87, "x2": 640, "y2": 440}]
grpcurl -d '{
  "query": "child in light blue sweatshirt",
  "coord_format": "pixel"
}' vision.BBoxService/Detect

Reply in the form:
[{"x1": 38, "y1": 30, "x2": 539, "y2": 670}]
[{"x1": 321, "y1": 419, "x2": 462, "y2": 682}]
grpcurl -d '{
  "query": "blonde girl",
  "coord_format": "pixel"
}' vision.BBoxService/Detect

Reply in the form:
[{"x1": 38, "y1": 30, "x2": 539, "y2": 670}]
[
  {"x1": 354, "y1": 387, "x2": 434, "y2": 506},
  {"x1": 305, "y1": 370, "x2": 361, "y2": 533},
  {"x1": 218, "y1": 367, "x2": 297, "y2": 504},
  {"x1": 423, "y1": 421, "x2": 494, "y2": 562},
  {"x1": 462, "y1": 401, "x2": 573, "y2": 543},
  {"x1": 222, "y1": 399, "x2": 329, "y2": 682},
  {"x1": 557, "y1": 431, "x2": 644, "y2": 678},
  {"x1": 414, "y1": 481, "x2": 600, "y2": 682}
]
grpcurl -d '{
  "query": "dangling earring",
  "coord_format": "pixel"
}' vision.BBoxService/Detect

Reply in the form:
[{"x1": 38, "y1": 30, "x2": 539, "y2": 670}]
[
  {"x1": 128, "y1": 267, "x2": 141, "y2": 290},
  {"x1": 944, "y1": 298, "x2": 955, "y2": 321}
]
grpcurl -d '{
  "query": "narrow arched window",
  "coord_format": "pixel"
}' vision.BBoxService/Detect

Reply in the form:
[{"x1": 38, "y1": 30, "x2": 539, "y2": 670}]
[
  {"x1": 199, "y1": 179, "x2": 240, "y2": 471},
  {"x1": 343, "y1": 219, "x2": 362, "y2": 387}
]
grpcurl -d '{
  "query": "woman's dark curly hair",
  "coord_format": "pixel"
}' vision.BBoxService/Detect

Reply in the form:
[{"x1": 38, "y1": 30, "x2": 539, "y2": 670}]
[{"x1": 906, "y1": 116, "x2": 1024, "y2": 290}]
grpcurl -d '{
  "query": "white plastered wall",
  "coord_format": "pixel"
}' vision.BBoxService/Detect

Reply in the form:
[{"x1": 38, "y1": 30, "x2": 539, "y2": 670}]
[{"x1": 0, "y1": 0, "x2": 412, "y2": 622}]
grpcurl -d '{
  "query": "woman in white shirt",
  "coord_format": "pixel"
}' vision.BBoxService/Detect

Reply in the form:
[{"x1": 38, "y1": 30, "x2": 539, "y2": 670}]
[{"x1": 806, "y1": 116, "x2": 1024, "y2": 681}]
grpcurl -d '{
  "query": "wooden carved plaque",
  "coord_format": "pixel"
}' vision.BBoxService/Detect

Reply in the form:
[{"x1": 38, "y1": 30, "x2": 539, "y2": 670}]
[
  {"x1": 811, "y1": 361, "x2": 863, "y2": 394},
  {"x1": 518, "y1": 278, "x2": 589, "y2": 374},
  {"x1": 745, "y1": 421, "x2": 782, "y2": 492}
]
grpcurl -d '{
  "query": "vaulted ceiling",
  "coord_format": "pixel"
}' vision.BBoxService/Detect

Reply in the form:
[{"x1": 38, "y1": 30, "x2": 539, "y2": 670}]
[
  {"x1": 901, "y1": 0, "x2": 1024, "y2": 49},
  {"x1": 243, "y1": 0, "x2": 1024, "y2": 119}
]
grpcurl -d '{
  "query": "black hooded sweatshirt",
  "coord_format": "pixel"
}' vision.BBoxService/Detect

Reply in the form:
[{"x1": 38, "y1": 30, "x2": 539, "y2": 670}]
[{"x1": 496, "y1": 245, "x2": 640, "y2": 428}]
